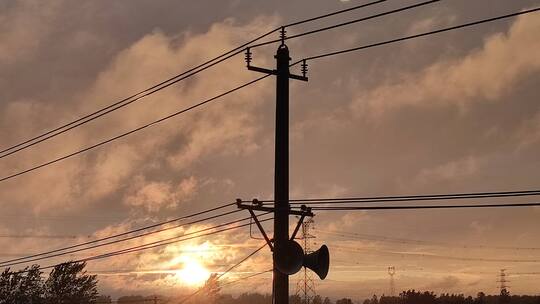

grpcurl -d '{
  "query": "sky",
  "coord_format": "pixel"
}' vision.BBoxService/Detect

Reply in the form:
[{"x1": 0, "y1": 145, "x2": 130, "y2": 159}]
[{"x1": 1, "y1": 0, "x2": 540, "y2": 300}]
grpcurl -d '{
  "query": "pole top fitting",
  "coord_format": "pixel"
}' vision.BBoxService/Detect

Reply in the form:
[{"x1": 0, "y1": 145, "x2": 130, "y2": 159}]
[
  {"x1": 244, "y1": 48, "x2": 252, "y2": 67},
  {"x1": 252, "y1": 198, "x2": 263, "y2": 207},
  {"x1": 301, "y1": 60, "x2": 308, "y2": 78},
  {"x1": 280, "y1": 26, "x2": 287, "y2": 45}
]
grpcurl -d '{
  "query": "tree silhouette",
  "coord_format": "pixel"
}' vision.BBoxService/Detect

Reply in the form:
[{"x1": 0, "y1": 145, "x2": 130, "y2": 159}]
[{"x1": 43, "y1": 261, "x2": 98, "y2": 304}]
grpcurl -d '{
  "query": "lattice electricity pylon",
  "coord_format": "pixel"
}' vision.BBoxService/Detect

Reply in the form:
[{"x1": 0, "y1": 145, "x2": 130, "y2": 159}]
[
  {"x1": 497, "y1": 269, "x2": 510, "y2": 295},
  {"x1": 388, "y1": 266, "x2": 396, "y2": 296},
  {"x1": 295, "y1": 218, "x2": 316, "y2": 304}
]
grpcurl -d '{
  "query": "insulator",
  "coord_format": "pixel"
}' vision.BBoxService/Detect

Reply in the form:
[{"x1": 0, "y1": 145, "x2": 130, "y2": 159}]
[
  {"x1": 245, "y1": 48, "x2": 252, "y2": 66},
  {"x1": 280, "y1": 27, "x2": 287, "y2": 44},
  {"x1": 301, "y1": 60, "x2": 308, "y2": 77}
]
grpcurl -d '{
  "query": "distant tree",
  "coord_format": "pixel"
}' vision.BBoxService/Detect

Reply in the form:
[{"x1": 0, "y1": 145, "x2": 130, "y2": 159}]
[
  {"x1": 0, "y1": 265, "x2": 43, "y2": 304},
  {"x1": 400, "y1": 290, "x2": 436, "y2": 304},
  {"x1": 43, "y1": 261, "x2": 98, "y2": 304},
  {"x1": 96, "y1": 295, "x2": 112, "y2": 303},
  {"x1": 323, "y1": 297, "x2": 333, "y2": 304},
  {"x1": 313, "y1": 295, "x2": 323, "y2": 304},
  {"x1": 380, "y1": 295, "x2": 400, "y2": 304},
  {"x1": 475, "y1": 292, "x2": 486, "y2": 304},
  {"x1": 235, "y1": 292, "x2": 272, "y2": 304},
  {"x1": 118, "y1": 295, "x2": 146, "y2": 304},
  {"x1": 336, "y1": 298, "x2": 354, "y2": 304},
  {"x1": 0, "y1": 267, "x2": 21, "y2": 304},
  {"x1": 203, "y1": 273, "x2": 221, "y2": 304},
  {"x1": 290, "y1": 294, "x2": 302, "y2": 304},
  {"x1": 499, "y1": 289, "x2": 510, "y2": 304}
]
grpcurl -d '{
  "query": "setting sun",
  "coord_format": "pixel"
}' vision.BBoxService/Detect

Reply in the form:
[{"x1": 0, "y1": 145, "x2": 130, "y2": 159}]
[{"x1": 175, "y1": 258, "x2": 211, "y2": 287}]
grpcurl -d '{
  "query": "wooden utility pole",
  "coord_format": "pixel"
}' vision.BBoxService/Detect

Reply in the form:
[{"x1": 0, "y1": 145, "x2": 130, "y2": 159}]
[
  {"x1": 240, "y1": 27, "x2": 308, "y2": 304},
  {"x1": 274, "y1": 41, "x2": 291, "y2": 304}
]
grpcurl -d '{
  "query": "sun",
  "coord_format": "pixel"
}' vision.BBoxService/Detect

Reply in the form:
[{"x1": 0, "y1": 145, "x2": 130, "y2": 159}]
[{"x1": 175, "y1": 257, "x2": 211, "y2": 287}]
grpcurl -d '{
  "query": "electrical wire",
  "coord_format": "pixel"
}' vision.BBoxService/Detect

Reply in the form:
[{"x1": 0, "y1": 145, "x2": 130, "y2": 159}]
[
  {"x1": 251, "y1": 0, "x2": 441, "y2": 48},
  {"x1": 0, "y1": 30, "x2": 278, "y2": 160},
  {"x1": 220, "y1": 269, "x2": 273, "y2": 288},
  {"x1": 246, "y1": 189, "x2": 540, "y2": 204},
  {"x1": 285, "y1": 0, "x2": 387, "y2": 28},
  {"x1": 305, "y1": 202, "x2": 540, "y2": 210},
  {"x1": 1, "y1": 211, "x2": 263, "y2": 268},
  {"x1": 0, "y1": 234, "x2": 77, "y2": 239},
  {"x1": 83, "y1": 216, "x2": 271, "y2": 265},
  {"x1": 0, "y1": 202, "x2": 236, "y2": 266},
  {"x1": 331, "y1": 244, "x2": 540, "y2": 263},
  {"x1": 178, "y1": 243, "x2": 268, "y2": 304},
  {"x1": 0, "y1": 74, "x2": 270, "y2": 183},
  {"x1": 14, "y1": 217, "x2": 273, "y2": 274},
  {"x1": 0, "y1": 0, "x2": 389, "y2": 159},
  {"x1": 294, "y1": 7, "x2": 540, "y2": 64},
  {"x1": 217, "y1": 243, "x2": 267, "y2": 280},
  {"x1": 4, "y1": 5, "x2": 537, "y2": 184},
  {"x1": 316, "y1": 229, "x2": 540, "y2": 250}
]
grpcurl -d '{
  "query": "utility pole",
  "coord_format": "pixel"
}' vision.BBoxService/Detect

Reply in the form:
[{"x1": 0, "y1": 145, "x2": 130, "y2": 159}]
[
  {"x1": 274, "y1": 31, "x2": 292, "y2": 304},
  {"x1": 239, "y1": 27, "x2": 310, "y2": 304}
]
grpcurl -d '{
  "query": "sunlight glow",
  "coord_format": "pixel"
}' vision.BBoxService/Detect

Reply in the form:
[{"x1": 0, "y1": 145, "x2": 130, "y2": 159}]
[
  {"x1": 175, "y1": 258, "x2": 211, "y2": 286},
  {"x1": 167, "y1": 242, "x2": 215, "y2": 287}
]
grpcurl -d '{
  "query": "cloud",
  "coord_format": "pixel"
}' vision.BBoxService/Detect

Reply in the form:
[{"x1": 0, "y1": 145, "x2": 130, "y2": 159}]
[
  {"x1": 351, "y1": 13, "x2": 540, "y2": 117},
  {"x1": 410, "y1": 156, "x2": 483, "y2": 187},
  {"x1": 0, "y1": 15, "x2": 277, "y2": 215},
  {"x1": 426, "y1": 275, "x2": 460, "y2": 290},
  {"x1": 124, "y1": 176, "x2": 198, "y2": 212},
  {"x1": 0, "y1": 0, "x2": 63, "y2": 64}
]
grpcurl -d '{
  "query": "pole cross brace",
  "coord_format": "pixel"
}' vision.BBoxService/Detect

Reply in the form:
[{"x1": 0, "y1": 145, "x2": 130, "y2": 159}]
[
  {"x1": 236, "y1": 199, "x2": 314, "y2": 250},
  {"x1": 247, "y1": 208, "x2": 274, "y2": 251},
  {"x1": 245, "y1": 48, "x2": 308, "y2": 81}
]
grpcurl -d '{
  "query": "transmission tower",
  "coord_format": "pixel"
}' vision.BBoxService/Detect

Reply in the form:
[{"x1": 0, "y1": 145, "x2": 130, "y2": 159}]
[
  {"x1": 497, "y1": 269, "x2": 510, "y2": 295},
  {"x1": 388, "y1": 266, "x2": 396, "y2": 296},
  {"x1": 296, "y1": 218, "x2": 316, "y2": 304}
]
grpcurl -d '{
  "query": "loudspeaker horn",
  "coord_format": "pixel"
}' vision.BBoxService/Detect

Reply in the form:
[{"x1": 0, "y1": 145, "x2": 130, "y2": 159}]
[
  {"x1": 274, "y1": 240, "x2": 304, "y2": 275},
  {"x1": 303, "y1": 244, "x2": 329, "y2": 280}
]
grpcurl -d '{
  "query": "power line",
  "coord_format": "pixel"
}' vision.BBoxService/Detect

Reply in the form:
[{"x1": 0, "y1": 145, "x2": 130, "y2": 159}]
[
  {"x1": 0, "y1": 234, "x2": 77, "y2": 239},
  {"x1": 305, "y1": 202, "x2": 540, "y2": 211},
  {"x1": 220, "y1": 269, "x2": 274, "y2": 288},
  {"x1": 14, "y1": 217, "x2": 273, "y2": 274},
  {"x1": 0, "y1": 32, "x2": 278, "y2": 160},
  {"x1": 1, "y1": 211, "x2": 258, "y2": 268},
  {"x1": 316, "y1": 229, "x2": 540, "y2": 250},
  {"x1": 0, "y1": 0, "x2": 388, "y2": 160},
  {"x1": 330, "y1": 244, "x2": 540, "y2": 263},
  {"x1": 217, "y1": 243, "x2": 267, "y2": 280},
  {"x1": 250, "y1": 189, "x2": 540, "y2": 204},
  {"x1": 295, "y1": 7, "x2": 540, "y2": 63},
  {"x1": 251, "y1": 0, "x2": 441, "y2": 48},
  {"x1": 285, "y1": 0, "x2": 387, "y2": 27},
  {"x1": 0, "y1": 202, "x2": 236, "y2": 266},
  {"x1": 177, "y1": 243, "x2": 268, "y2": 304},
  {"x1": 82, "y1": 217, "x2": 271, "y2": 265},
  {"x1": 1, "y1": 1, "x2": 493, "y2": 183},
  {"x1": 0, "y1": 74, "x2": 270, "y2": 183}
]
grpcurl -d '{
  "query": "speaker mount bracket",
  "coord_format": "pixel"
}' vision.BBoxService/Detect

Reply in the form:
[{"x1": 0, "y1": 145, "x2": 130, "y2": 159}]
[
  {"x1": 236, "y1": 198, "x2": 314, "y2": 250},
  {"x1": 247, "y1": 208, "x2": 274, "y2": 251}
]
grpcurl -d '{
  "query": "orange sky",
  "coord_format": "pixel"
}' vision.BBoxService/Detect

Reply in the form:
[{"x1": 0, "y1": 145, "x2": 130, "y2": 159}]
[{"x1": 1, "y1": 0, "x2": 539, "y2": 299}]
